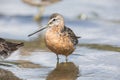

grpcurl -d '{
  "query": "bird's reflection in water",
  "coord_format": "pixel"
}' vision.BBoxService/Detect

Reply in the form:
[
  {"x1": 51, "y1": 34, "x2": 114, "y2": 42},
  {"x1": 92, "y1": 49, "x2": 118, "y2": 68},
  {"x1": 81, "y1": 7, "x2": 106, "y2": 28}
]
[{"x1": 46, "y1": 62, "x2": 79, "y2": 80}]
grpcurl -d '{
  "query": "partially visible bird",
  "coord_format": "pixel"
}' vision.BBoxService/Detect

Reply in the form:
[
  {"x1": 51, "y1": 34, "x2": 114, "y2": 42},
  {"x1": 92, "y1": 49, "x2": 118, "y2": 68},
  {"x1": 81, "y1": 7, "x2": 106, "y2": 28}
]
[
  {"x1": 22, "y1": 0, "x2": 62, "y2": 22},
  {"x1": 0, "y1": 38, "x2": 24, "y2": 59},
  {"x1": 28, "y1": 13, "x2": 80, "y2": 61},
  {"x1": 22, "y1": 0, "x2": 61, "y2": 6}
]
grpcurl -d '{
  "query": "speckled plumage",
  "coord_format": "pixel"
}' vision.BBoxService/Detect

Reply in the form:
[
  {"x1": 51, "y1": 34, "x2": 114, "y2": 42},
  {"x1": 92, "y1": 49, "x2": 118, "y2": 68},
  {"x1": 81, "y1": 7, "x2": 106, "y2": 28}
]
[
  {"x1": 63, "y1": 26, "x2": 80, "y2": 45},
  {"x1": 45, "y1": 13, "x2": 80, "y2": 58},
  {"x1": 0, "y1": 38, "x2": 24, "y2": 59}
]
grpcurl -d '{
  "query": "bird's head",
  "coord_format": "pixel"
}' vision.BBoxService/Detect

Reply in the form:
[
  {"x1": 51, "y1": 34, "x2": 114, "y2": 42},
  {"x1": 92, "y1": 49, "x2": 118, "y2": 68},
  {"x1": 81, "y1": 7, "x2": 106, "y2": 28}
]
[
  {"x1": 28, "y1": 13, "x2": 64, "y2": 37},
  {"x1": 47, "y1": 13, "x2": 64, "y2": 28}
]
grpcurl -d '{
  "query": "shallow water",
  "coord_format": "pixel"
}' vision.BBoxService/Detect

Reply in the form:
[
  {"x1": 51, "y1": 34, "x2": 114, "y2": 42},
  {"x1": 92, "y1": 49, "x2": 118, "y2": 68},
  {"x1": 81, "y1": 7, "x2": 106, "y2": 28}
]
[
  {"x1": 0, "y1": 47, "x2": 120, "y2": 80},
  {"x1": 0, "y1": 0, "x2": 120, "y2": 80}
]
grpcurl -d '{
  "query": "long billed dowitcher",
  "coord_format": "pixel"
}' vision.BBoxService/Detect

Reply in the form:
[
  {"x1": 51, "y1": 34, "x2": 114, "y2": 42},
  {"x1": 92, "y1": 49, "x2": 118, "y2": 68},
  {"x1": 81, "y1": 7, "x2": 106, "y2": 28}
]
[
  {"x1": 28, "y1": 13, "x2": 80, "y2": 61},
  {"x1": 0, "y1": 38, "x2": 24, "y2": 59}
]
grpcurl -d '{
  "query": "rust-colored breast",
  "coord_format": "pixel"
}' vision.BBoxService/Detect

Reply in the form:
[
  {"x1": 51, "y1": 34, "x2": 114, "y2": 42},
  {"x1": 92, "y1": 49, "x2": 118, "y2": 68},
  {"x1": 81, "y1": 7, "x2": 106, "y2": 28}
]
[{"x1": 45, "y1": 28, "x2": 75, "y2": 56}]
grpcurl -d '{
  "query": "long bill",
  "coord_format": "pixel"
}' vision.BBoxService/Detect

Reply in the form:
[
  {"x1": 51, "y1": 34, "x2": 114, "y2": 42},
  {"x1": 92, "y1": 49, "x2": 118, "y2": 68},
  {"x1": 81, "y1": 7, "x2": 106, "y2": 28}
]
[{"x1": 28, "y1": 26, "x2": 48, "y2": 37}]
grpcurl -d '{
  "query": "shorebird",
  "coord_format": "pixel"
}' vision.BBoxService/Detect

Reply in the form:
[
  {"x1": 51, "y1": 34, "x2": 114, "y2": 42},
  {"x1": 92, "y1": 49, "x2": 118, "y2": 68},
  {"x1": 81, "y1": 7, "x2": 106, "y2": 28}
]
[
  {"x1": 22, "y1": 0, "x2": 61, "y2": 6},
  {"x1": 0, "y1": 38, "x2": 24, "y2": 60},
  {"x1": 22, "y1": 0, "x2": 61, "y2": 22},
  {"x1": 28, "y1": 13, "x2": 80, "y2": 61}
]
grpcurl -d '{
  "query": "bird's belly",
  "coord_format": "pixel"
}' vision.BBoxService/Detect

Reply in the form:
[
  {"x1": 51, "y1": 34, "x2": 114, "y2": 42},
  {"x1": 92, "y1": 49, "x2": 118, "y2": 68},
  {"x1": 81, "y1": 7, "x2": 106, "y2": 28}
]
[{"x1": 45, "y1": 33, "x2": 74, "y2": 56}]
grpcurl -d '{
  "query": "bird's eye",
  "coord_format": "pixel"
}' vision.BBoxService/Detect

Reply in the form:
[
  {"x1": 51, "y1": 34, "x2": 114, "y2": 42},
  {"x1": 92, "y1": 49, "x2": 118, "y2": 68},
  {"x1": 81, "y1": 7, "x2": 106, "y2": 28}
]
[{"x1": 53, "y1": 19, "x2": 56, "y2": 21}]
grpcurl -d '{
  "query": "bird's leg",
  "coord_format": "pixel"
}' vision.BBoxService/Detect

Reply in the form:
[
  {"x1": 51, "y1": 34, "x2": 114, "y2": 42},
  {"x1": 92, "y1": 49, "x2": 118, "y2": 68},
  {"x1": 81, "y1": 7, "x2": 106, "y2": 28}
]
[
  {"x1": 56, "y1": 54, "x2": 59, "y2": 63},
  {"x1": 65, "y1": 56, "x2": 68, "y2": 62},
  {"x1": 57, "y1": 54, "x2": 59, "y2": 59},
  {"x1": 34, "y1": 6, "x2": 45, "y2": 23}
]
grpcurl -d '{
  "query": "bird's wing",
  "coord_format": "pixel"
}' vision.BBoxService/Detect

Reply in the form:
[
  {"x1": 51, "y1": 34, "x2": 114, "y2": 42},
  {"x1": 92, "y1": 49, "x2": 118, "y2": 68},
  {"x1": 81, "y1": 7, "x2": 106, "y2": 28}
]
[
  {"x1": 64, "y1": 26, "x2": 79, "y2": 45},
  {"x1": 0, "y1": 41, "x2": 10, "y2": 58}
]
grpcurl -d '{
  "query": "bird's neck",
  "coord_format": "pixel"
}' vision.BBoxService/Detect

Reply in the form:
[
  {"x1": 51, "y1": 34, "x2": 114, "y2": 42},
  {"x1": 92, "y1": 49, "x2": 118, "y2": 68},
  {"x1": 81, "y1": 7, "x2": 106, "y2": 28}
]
[{"x1": 49, "y1": 25, "x2": 64, "y2": 33}]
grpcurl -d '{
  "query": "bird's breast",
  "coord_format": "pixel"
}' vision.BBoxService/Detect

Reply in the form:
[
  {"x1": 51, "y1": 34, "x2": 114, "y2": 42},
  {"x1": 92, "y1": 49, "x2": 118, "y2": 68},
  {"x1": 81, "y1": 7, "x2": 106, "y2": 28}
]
[{"x1": 45, "y1": 29, "x2": 75, "y2": 56}]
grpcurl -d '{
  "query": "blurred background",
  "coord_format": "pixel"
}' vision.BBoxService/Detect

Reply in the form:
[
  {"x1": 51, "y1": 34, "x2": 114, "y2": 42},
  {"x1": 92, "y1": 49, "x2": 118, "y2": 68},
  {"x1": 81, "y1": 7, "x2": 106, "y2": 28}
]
[
  {"x1": 0, "y1": 0, "x2": 120, "y2": 80},
  {"x1": 0, "y1": 0, "x2": 120, "y2": 46}
]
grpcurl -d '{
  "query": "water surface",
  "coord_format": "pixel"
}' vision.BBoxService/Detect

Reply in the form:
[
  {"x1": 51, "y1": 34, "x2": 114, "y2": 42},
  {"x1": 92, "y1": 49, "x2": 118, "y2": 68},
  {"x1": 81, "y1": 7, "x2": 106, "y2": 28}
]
[{"x1": 0, "y1": 0, "x2": 120, "y2": 80}]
